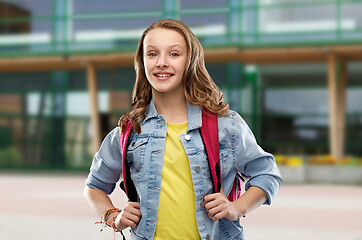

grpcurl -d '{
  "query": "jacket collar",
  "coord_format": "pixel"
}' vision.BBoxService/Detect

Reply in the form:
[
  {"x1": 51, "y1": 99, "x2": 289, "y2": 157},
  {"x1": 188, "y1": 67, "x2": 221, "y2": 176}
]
[
  {"x1": 143, "y1": 98, "x2": 202, "y2": 131},
  {"x1": 186, "y1": 101, "x2": 202, "y2": 131},
  {"x1": 144, "y1": 98, "x2": 159, "y2": 122}
]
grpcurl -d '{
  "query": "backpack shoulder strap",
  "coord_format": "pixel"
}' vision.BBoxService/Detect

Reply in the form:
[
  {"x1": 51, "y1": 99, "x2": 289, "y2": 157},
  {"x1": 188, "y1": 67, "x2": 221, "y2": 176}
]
[
  {"x1": 200, "y1": 109, "x2": 221, "y2": 194},
  {"x1": 200, "y1": 109, "x2": 243, "y2": 202},
  {"x1": 119, "y1": 121, "x2": 138, "y2": 202}
]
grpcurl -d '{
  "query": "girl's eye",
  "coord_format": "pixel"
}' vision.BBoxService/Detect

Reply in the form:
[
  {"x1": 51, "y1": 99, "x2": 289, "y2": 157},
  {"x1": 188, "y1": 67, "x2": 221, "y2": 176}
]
[
  {"x1": 170, "y1": 52, "x2": 179, "y2": 57},
  {"x1": 148, "y1": 52, "x2": 157, "y2": 57}
]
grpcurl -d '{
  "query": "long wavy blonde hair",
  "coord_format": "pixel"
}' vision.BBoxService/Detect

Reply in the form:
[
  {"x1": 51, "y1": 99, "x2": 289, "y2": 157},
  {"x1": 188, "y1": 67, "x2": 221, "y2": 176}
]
[{"x1": 118, "y1": 19, "x2": 229, "y2": 133}]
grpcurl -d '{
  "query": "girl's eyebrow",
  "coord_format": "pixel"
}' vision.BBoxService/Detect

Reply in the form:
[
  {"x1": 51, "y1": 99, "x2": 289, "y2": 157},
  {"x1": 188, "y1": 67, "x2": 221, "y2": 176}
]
[
  {"x1": 145, "y1": 44, "x2": 184, "y2": 50},
  {"x1": 168, "y1": 44, "x2": 183, "y2": 49}
]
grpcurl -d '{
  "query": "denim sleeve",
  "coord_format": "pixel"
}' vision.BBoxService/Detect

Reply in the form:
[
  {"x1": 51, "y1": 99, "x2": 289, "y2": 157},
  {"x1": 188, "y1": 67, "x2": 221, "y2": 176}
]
[
  {"x1": 232, "y1": 112, "x2": 282, "y2": 205},
  {"x1": 85, "y1": 127, "x2": 123, "y2": 195}
]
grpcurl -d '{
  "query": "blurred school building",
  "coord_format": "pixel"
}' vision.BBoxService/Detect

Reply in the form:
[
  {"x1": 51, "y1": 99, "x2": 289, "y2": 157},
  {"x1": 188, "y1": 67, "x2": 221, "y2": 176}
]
[{"x1": 0, "y1": 0, "x2": 362, "y2": 178}]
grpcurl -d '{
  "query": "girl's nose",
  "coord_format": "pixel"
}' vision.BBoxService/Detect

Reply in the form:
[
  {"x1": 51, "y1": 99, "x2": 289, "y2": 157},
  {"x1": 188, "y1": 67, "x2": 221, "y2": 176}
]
[{"x1": 157, "y1": 55, "x2": 168, "y2": 68}]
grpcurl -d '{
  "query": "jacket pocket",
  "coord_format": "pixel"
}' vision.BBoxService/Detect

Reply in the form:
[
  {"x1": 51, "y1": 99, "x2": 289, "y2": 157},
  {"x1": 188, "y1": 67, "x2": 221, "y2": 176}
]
[
  {"x1": 127, "y1": 136, "x2": 149, "y2": 172},
  {"x1": 219, "y1": 218, "x2": 244, "y2": 239},
  {"x1": 220, "y1": 148, "x2": 234, "y2": 178},
  {"x1": 130, "y1": 228, "x2": 147, "y2": 239}
]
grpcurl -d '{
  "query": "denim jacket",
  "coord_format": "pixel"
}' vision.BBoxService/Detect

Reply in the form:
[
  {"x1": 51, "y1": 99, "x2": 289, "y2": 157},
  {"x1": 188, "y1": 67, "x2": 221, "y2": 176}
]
[{"x1": 86, "y1": 99, "x2": 282, "y2": 240}]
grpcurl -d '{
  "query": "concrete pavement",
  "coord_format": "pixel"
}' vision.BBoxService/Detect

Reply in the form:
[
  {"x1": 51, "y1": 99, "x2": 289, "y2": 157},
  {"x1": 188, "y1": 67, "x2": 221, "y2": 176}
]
[{"x1": 1, "y1": 172, "x2": 361, "y2": 240}]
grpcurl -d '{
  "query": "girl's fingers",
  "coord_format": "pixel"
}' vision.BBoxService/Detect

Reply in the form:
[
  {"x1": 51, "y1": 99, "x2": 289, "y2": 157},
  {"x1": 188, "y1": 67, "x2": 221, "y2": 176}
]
[
  {"x1": 212, "y1": 211, "x2": 228, "y2": 222},
  {"x1": 128, "y1": 202, "x2": 141, "y2": 209},
  {"x1": 207, "y1": 206, "x2": 219, "y2": 219},
  {"x1": 203, "y1": 192, "x2": 219, "y2": 202},
  {"x1": 205, "y1": 200, "x2": 228, "y2": 220},
  {"x1": 202, "y1": 193, "x2": 233, "y2": 221},
  {"x1": 122, "y1": 210, "x2": 140, "y2": 224},
  {"x1": 124, "y1": 202, "x2": 142, "y2": 215},
  {"x1": 125, "y1": 205, "x2": 142, "y2": 218},
  {"x1": 116, "y1": 202, "x2": 142, "y2": 229},
  {"x1": 125, "y1": 204, "x2": 142, "y2": 220},
  {"x1": 119, "y1": 216, "x2": 138, "y2": 229},
  {"x1": 203, "y1": 193, "x2": 226, "y2": 209},
  {"x1": 204, "y1": 199, "x2": 220, "y2": 213},
  {"x1": 201, "y1": 193, "x2": 223, "y2": 207}
]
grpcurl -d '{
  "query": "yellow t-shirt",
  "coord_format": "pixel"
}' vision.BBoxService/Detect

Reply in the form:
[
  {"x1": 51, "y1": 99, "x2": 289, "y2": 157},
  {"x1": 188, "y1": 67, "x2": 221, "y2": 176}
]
[{"x1": 154, "y1": 121, "x2": 200, "y2": 240}]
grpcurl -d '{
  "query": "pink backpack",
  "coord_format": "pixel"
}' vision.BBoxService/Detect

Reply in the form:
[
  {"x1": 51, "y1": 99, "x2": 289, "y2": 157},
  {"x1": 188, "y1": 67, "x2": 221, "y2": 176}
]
[{"x1": 119, "y1": 109, "x2": 244, "y2": 202}]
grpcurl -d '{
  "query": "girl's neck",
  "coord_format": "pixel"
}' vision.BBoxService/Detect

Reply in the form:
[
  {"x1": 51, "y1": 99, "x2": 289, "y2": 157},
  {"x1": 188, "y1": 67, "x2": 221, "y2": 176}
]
[{"x1": 152, "y1": 90, "x2": 188, "y2": 124}]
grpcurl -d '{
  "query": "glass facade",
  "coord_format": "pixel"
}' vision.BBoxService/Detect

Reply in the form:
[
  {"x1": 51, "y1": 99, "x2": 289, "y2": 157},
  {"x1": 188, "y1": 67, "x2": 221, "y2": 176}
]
[
  {"x1": 0, "y1": 0, "x2": 361, "y2": 169},
  {"x1": 259, "y1": 63, "x2": 362, "y2": 157},
  {"x1": 0, "y1": 68, "x2": 135, "y2": 169},
  {"x1": 1, "y1": 0, "x2": 362, "y2": 56}
]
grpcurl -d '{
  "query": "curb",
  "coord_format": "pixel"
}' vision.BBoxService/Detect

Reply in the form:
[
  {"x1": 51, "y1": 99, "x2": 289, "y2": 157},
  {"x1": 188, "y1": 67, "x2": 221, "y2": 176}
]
[{"x1": 279, "y1": 165, "x2": 362, "y2": 184}]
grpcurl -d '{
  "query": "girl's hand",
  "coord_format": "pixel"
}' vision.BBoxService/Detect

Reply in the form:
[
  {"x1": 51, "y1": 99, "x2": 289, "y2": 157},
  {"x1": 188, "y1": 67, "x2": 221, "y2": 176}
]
[
  {"x1": 201, "y1": 191, "x2": 243, "y2": 222},
  {"x1": 115, "y1": 202, "x2": 142, "y2": 230}
]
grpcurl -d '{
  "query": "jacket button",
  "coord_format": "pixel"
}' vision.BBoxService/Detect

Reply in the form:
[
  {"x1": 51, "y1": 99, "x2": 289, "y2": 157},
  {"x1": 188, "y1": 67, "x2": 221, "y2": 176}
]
[
  {"x1": 195, "y1": 166, "x2": 201, "y2": 173},
  {"x1": 185, "y1": 135, "x2": 191, "y2": 141},
  {"x1": 131, "y1": 142, "x2": 135, "y2": 147},
  {"x1": 206, "y1": 235, "x2": 210, "y2": 240}
]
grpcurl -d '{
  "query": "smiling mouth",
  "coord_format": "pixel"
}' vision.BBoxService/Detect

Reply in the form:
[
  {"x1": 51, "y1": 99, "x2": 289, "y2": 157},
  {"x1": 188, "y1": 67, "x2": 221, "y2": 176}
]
[{"x1": 154, "y1": 73, "x2": 174, "y2": 77}]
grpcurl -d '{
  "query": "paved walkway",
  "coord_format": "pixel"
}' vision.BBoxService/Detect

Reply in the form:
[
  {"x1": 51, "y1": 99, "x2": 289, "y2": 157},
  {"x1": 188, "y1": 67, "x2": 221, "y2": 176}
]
[{"x1": 1, "y1": 172, "x2": 362, "y2": 240}]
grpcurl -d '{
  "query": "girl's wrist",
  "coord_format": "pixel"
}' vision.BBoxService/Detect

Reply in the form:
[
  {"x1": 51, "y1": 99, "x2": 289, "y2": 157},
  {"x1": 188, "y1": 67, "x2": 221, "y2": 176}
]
[
  {"x1": 114, "y1": 211, "x2": 126, "y2": 231},
  {"x1": 232, "y1": 200, "x2": 247, "y2": 219}
]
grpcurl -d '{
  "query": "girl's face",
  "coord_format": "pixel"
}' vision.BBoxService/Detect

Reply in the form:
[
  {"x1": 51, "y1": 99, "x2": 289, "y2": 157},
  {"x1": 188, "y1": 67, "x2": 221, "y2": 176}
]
[{"x1": 143, "y1": 28, "x2": 187, "y2": 97}]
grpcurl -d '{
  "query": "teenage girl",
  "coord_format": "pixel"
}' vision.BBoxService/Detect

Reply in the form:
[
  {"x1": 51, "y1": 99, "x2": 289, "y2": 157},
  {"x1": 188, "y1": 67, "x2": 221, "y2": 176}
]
[{"x1": 84, "y1": 18, "x2": 282, "y2": 240}]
